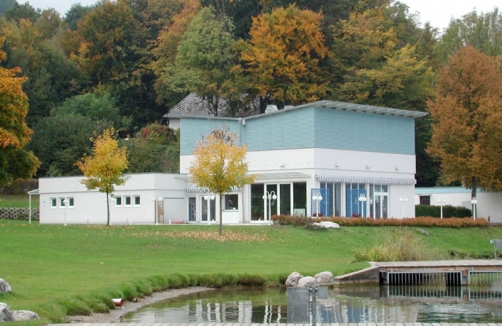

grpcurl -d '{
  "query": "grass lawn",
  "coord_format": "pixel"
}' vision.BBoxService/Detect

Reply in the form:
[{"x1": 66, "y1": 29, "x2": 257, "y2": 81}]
[
  {"x1": 0, "y1": 194, "x2": 38, "y2": 208},
  {"x1": 1, "y1": 219, "x2": 501, "y2": 324}
]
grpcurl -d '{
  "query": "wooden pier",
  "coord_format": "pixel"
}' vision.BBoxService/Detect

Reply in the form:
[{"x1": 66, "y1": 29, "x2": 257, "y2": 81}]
[{"x1": 334, "y1": 259, "x2": 502, "y2": 285}]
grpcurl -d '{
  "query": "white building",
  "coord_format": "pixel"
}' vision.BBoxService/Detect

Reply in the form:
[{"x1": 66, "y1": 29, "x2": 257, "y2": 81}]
[
  {"x1": 39, "y1": 100, "x2": 426, "y2": 225},
  {"x1": 415, "y1": 187, "x2": 502, "y2": 223}
]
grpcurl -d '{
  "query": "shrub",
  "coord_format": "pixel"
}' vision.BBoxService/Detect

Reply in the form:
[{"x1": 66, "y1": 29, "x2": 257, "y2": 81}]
[
  {"x1": 61, "y1": 297, "x2": 92, "y2": 316},
  {"x1": 416, "y1": 205, "x2": 471, "y2": 218},
  {"x1": 272, "y1": 215, "x2": 488, "y2": 228},
  {"x1": 352, "y1": 227, "x2": 446, "y2": 262}
]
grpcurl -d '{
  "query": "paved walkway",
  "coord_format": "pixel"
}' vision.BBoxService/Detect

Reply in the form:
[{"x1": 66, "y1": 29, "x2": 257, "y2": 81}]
[{"x1": 48, "y1": 323, "x2": 502, "y2": 326}]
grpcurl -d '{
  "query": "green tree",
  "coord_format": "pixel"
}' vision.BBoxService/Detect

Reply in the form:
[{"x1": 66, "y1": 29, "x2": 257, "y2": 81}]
[
  {"x1": 0, "y1": 38, "x2": 39, "y2": 184},
  {"x1": 5, "y1": 2, "x2": 40, "y2": 22},
  {"x1": 0, "y1": 0, "x2": 16, "y2": 15},
  {"x1": 28, "y1": 114, "x2": 112, "y2": 177},
  {"x1": 436, "y1": 8, "x2": 502, "y2": 64},
  {"x1": 189, "y1": 126, "x2": 255, "y2": 235},
  {"x1": 77, "y1": 128, "x2": 129, "y2": 226},
  {"x1": 159, "y1": 6, "x2": 236, "y2": 116},
  {"x1": 427, "y1": 46, "x2": 502, "y2": 200},
  {"x1": 126, "y1": 123, "x2": 180, "y2": 173},
  {"x1": 238, "y1": 4, "x2": 329, "y2": 105}
]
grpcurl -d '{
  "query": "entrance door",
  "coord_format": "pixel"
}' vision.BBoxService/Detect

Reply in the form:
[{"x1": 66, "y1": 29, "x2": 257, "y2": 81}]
[{"x1": 372, "y1": 194, "x2": 388, "y2": 219}]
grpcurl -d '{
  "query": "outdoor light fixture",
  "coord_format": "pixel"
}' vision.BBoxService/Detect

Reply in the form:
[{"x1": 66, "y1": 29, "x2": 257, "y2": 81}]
[
  {"x1": 63, "y1": 198, "x2": 67, "y2": 226},
  {"x1": 312, "y1": 194, "x2": 323, "y2": 217},
  {"x1": 399, "y1": 195, "x2": 408, "y2": 218},
  {"x1": 358, "y1": 193, "x2": 367, "y2": 218},
  {"x1": 471, "y1": 198, "x2": 478, "y2": 220},
  {"x1": 437, "y1": 198, "x2": 446, "y2": 219},
  {"x1": 263, "y1": 191, "x2": 277, "y2": 223}
]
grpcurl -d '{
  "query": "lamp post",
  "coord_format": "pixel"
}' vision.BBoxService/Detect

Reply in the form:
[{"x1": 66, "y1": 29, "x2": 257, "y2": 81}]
[
  {"x1": 358, "y1": 193, "x2": 367, "y2": 217},
  {"x1": 311, "y1": 194, "x2": 323, "y2": 217},
  {"x1": 471, "y1": 198, "x2": 478, "y2": 220},
  {"x1": 399, "y1": 195, "x2": 408, "y2": 218},
  {"x1": 438, "y1": 198, "x2": 446, "y2": 219},
  {"x1": 204, "y1": 194, "x2": 215, "y2": 224},
  {"x1": 263, "y1": 191, "x2": 277, "y2": 222}
]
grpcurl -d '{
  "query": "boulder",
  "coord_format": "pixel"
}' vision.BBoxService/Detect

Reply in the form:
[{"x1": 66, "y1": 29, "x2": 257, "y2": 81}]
[
  {"x1": 297, "y1": 276, "x2": 317, "y2": 288},
  {"x1": 312, "y1": 221, "x2": 340, "y2": 229},
  {"x1": 314, "y1": 271, "x2": 334, "y2": 284},
  {"x1": 12, "y1": 310, "x2": 40, "y2": 321},
  {"x1": 0, "y1": 280, "x2": 11, "y2": 293},
  {"x1": 285, "y1": 272, "x2": 303, "y2": 287},
  {"x1": 0, "y1": 303, "x2": 13, "y2": 322}
]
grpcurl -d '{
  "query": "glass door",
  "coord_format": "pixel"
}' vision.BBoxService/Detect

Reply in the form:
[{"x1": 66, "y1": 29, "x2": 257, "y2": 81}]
[{"x1": 279, "y1": 184, "x2": 291, "y2": 215}]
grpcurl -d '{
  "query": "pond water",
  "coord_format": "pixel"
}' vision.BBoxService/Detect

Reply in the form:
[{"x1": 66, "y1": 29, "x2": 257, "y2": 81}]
[{"x1": 122, "y1": 285, "x2": 502, "y2": 324}]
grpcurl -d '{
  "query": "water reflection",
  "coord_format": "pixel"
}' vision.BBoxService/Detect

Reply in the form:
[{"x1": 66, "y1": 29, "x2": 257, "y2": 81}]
[{"x1": 122, "y1": 285, "x2": 502, "y2": 324}]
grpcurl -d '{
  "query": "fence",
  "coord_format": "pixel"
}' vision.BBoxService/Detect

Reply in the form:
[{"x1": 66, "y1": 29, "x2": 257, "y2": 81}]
[{"x1": 0, "y1": 208, "x2": 39, "y2": 220}]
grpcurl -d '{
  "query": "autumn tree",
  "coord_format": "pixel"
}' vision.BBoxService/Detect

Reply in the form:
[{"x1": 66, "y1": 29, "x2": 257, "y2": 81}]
[
  {"x1": 77, "y1": 128, "x2": 129, "y2": 226},
  {"x1": 189, "y1": 126, "x2": 255, "y2": 235},
  {"x1": 427, "y1": 46, "x2": 502, "y2": 201},
  {"x1": 237, "y1": 4, "x2": 329, "y2": 105},
  {"x1": 0, "y1": 38, "x2": 40, "y2": 185}
]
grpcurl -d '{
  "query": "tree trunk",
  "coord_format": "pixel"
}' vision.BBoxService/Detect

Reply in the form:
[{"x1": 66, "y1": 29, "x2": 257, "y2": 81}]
[
  {"x1": 219, "y1": 193, "x2": 223, "y2": 236},
  {"x1": 106, "y1": 191, "x2": 110, "y2": 226}
]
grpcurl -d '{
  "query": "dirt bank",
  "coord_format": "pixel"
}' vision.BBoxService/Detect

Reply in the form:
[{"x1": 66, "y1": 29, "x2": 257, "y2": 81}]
[{"x1": 65, "y1": 287, "x2": 215, "y2": 323}]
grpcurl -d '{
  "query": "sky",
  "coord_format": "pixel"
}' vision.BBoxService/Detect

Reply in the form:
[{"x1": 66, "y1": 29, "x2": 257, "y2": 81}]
[{"x1": 22, "y1": 0, "x2": 500, "y2": 32}]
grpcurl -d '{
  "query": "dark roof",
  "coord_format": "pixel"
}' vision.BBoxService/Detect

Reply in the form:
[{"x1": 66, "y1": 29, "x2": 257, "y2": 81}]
[{"x1": 163, "y1": 93, "x2": 261, "y2": 118}]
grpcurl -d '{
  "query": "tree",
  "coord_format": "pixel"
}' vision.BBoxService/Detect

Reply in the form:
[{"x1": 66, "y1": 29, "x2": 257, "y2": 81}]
[
  {"x1": 77, "y1": 128, "x2": 129, "y2": 226},
  {"x1": 28, "y1": 114, "x2": 112, "y2": 177},
  {"x1": 427, "y1": 46, "x2": 502, "y2": 201},
  {"x1": 189, "y1": 126, "x2": 255, "y2": 235},
  {"x1": 237, "y1": 4, "x2": 329, "y2": 105},
  {"x1": 159, "y1": 6, "x2": 236, "y2": 116},
  {"x1": 0, "y1": 38, "x2": 39, "y2": 185}
]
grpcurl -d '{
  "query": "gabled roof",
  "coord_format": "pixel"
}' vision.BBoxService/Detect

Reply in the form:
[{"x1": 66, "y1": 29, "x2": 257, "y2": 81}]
[{"x1": 164, "y1": 93, "x2": 261, "y2": 118}]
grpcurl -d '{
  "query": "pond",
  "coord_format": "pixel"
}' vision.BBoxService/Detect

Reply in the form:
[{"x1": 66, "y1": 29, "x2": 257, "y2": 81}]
[{"x1": 122, "y1": 285, "x2": 502, "y2": 324}]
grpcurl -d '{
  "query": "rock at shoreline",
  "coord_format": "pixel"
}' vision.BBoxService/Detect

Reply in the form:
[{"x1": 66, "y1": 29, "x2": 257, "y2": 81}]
[
  {"x1": 0, "y1": 303, "x2": 39, "y2": 322},
  {"x1": 314, "y1": 271, "x2": 334, "y2": 284},
  {"x1": 297, "y1": 276, "x2": 317, "y2": 288},
  {"x1": 285, "y1": 272, "x2": 303, "y2": 287},
  {"x1": 0, "y1": 280, "x2": 11, "y2": 293}
]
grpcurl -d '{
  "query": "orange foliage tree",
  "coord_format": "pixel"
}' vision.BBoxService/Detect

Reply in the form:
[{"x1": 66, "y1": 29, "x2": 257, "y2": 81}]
[
  {"x1": 237, "y1": 4, "x2": 329, "y2": 105},
  {"x1": 77, "y1": 128, "x2": 129, "y2": 226},
  {"x1": 189, "y1": 126, "x2": 255, "y2": 235},
  {"x1": 0, "y1": 37, "x2": 39, "y2": 184},
  {"x1": 427, "y1": 46, "x2": 502, "y2": 200}
]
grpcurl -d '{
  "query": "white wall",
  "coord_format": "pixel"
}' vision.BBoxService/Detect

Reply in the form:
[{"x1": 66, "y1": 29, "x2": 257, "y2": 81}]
[{"x1": 39, "y1": 174, "x2": 186, "y2": 225}]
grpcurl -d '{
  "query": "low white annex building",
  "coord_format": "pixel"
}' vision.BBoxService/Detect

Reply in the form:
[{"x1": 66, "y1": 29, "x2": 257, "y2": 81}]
[{"x1": 39, "y1": 100, "x2": 427, "y2": 225}]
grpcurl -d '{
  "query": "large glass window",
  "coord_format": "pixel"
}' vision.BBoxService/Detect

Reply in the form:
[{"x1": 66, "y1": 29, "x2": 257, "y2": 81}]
[
  {"x1": 251, "y1": 184, "x2": 264, "y2": 221},
  {"x1": 224, "y1": 194, "x2": 238, "y2": 210},
  {"x1": 346, "y1": 183, "x2": 366, "y2": 217},
  {"x1": 293, "y1": 182, "x2": 307, "y2": 216},
  {"x1": 279, "y1": 184, "x2": 291, "y2": 215},
  {"x1": 320, "y1": 182, "x2": 341, "y2": 217},
  {"x1": 370, "y1": 184, "x2": 388, "y2": 219}
]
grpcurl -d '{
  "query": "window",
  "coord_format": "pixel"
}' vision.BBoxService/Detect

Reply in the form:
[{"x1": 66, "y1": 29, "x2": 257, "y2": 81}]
[
  {"x1": 124, "y1": 196, "x2": 131, "y2": 206},
  {"x1": 419, "y1": 195, "x2": 431, "y2": 205},
  {"x1": 67, "y1": 197, "x2": 74, "y2": 207},
  {"x1": 133, "y1": 196, "x2": 141, "y2": 206},
  {"x1": 224, "y1": 194, "x2": 238, "y2": 210},
  {"x1": 115, "y1": 196, "x2": 122, "y2": 206},
  {"x1": 50, "y1": 198, "x2": 57, "y2": 208},
  {"x1": 59, "y1": 197, "x2": 66, "y2": 207}
]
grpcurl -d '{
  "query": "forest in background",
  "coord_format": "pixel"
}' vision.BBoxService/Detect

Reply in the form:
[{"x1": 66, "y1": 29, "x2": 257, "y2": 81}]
[{"x1": 0, "y1": 0, "x2": 501, "y2": 187}]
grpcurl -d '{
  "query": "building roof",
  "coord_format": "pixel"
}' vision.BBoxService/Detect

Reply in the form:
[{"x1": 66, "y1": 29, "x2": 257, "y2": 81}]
[
  {"x1": 163, "y1": 93, "x2": 260, "y2": 119},
  {"x1": 166, "y1": 99, "x2": 428, "y2": 120}
]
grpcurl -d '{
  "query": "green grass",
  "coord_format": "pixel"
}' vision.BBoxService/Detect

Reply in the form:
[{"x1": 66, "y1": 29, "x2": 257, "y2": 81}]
[
  {"x1": 1, "y1": 219, "x2": 501, "y2": 324},
  {"x1": 0, "y1": 194, "x2": 38, "y2": 208}
]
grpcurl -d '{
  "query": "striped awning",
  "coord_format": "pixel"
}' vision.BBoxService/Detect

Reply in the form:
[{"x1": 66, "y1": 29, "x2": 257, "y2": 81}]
[{"x1": 315, "y1": 174, "x2": 415, "y2": 185}]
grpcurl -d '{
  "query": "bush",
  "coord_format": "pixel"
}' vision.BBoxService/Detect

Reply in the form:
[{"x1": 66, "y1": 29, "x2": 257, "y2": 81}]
[
  {"x1": 352, "y1": 227, "x2": 446, "y2": 262},
  {"x1": 272, "y1": 214, "x2": 488, "y2": 228},
  {"x1": 416, "y1": 205, "x2": 471, "y2": 218}
]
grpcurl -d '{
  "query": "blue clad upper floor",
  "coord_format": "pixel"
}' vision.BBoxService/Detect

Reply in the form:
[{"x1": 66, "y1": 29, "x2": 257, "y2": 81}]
[{"x1": 179, "y1": 101, "x2": 426, "y2": 156}]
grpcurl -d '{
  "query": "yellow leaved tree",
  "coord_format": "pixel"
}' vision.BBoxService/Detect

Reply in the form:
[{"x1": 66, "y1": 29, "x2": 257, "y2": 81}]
[
  {"x1": 427, "y1": 46, "x2": 502, "y2": 202},
  {"x1": 77, "y1": 128, "x2": 129, "y2": 226},
  {"x1": 189, "y1": 126, "x2": 256, "y2": 235}
]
